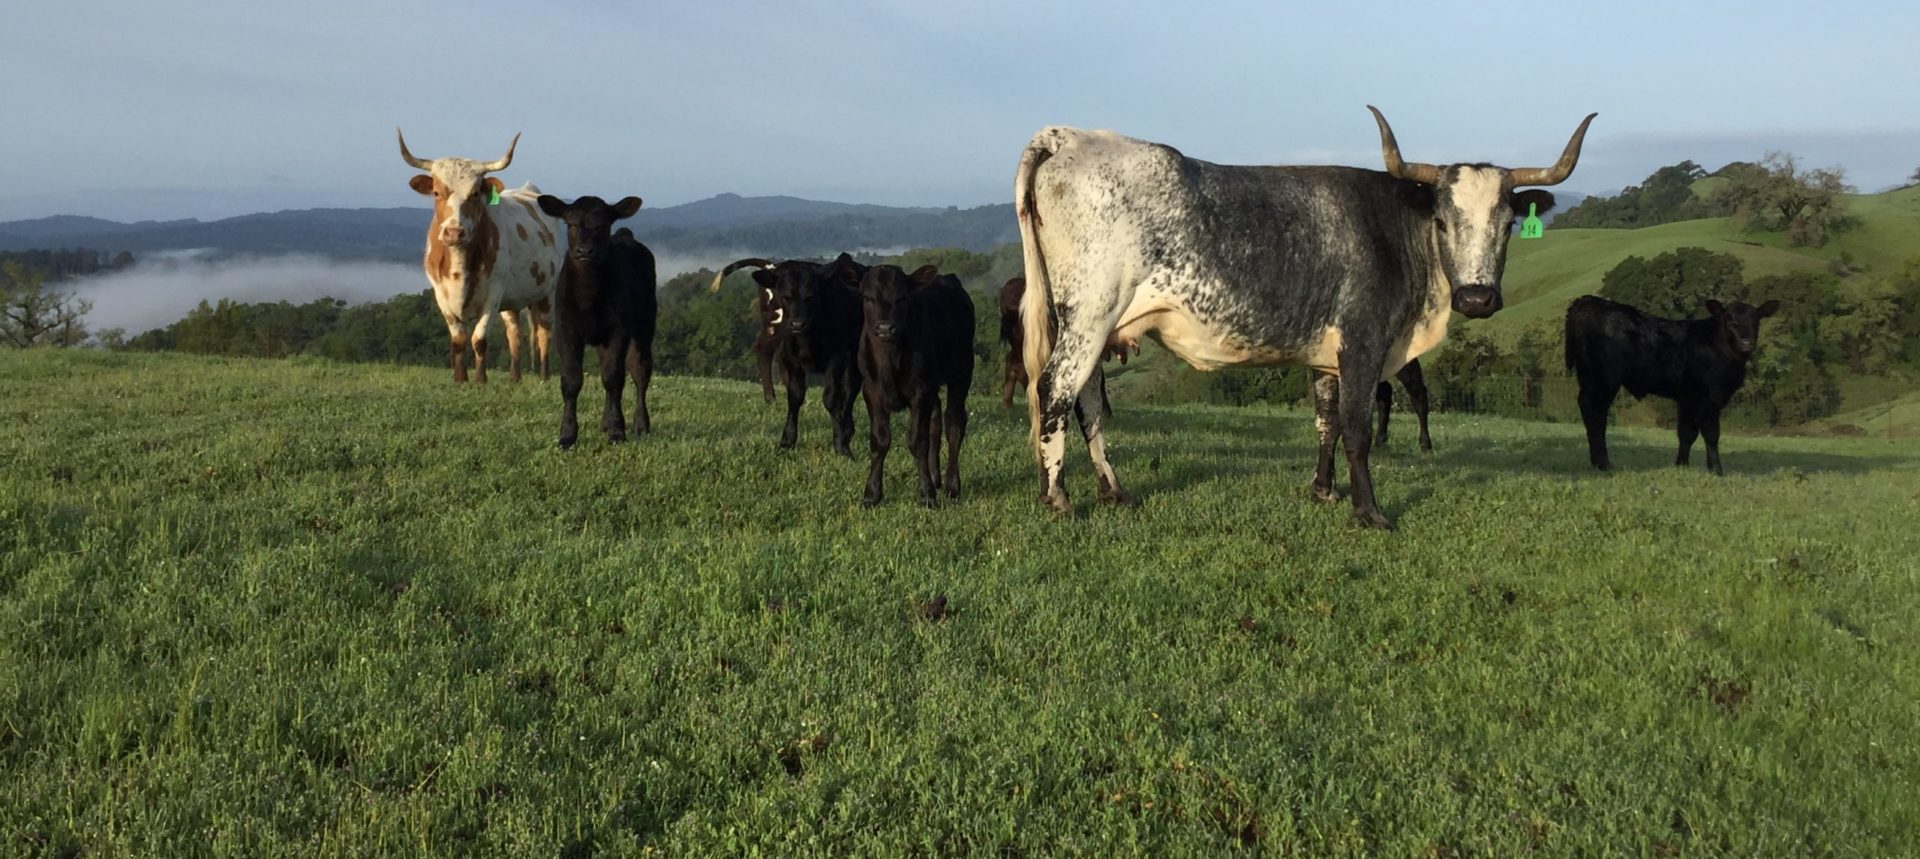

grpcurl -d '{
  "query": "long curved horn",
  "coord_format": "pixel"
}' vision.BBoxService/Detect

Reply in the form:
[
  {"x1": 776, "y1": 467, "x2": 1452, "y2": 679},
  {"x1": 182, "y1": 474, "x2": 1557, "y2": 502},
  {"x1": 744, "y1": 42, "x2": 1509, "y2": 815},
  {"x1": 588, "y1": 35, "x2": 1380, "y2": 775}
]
[
  {"x1": 1508, "y1": 113, "x2": 1599, "y2": 187},
  {"x1": 710, "y1": 257, "x2": 777, "y2": 292},
  {"x1": 397, "y1": 127, "x2": 433, "y2": 170},
  {"x1": 480, "y1": 132, "x2": 521, "y2": 173},
  {"x1": 1366, "y1": 105, "x2": 1441, "y2": 185}
]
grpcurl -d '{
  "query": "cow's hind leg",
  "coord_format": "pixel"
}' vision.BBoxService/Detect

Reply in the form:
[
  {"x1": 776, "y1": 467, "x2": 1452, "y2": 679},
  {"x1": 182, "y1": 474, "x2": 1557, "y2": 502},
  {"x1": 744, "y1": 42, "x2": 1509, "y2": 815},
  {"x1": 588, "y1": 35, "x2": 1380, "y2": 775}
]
[
  {"x1": 1336, "y1": 352, "x2": 1392, "y2": 530},
  {"x1": 500, "y1": 309, "x2": 525, "y2": 383},
  {"x1": 598, "y1": 340, "x2": 630, "y2": 443},
  {"x1": 627, "y1": 340, "x2": 652, "y2": 434},
  {"x1": 1373, "y1": 380, "x2": 1394, "y2": 447},
  {"x1": 1031, "y1": 334, "x2": 1106, "y2": 514},
  {"x1": 530, "y1": 301, "x2": 552, "y2": 382},
  {"x1": 1400, "y1": 360, "x2": 1433, "y2": 452},
  {"x1": 917, "y1": 390, "x2": 942, "y2": 507},
  {"x1": 1577, "y1": 383, "x2": 1618, "y2": 470},
  {"x1": 943, "y1": 379, "x2": 969, "y2": 499},
  {"x1": 1075, "y1": 365, "x2": 1128, "y2": 505},
  {"x1": 830, "y1": 359, "x2": 859, "y2": 458},
  {"x1": 1675, "y1": 403, "x2": 1699, "y2": 467}
]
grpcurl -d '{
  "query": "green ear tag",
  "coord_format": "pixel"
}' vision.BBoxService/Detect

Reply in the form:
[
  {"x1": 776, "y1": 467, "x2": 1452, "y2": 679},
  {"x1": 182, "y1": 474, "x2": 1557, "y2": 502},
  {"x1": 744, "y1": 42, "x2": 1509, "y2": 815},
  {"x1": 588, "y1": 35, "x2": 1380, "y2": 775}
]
[
  {"x1": 1519, "y1": 202, "x2": 1543, "y2": 239},
  {"x1": 487, "y1": 186, "x2": 501, "y2": 206}
]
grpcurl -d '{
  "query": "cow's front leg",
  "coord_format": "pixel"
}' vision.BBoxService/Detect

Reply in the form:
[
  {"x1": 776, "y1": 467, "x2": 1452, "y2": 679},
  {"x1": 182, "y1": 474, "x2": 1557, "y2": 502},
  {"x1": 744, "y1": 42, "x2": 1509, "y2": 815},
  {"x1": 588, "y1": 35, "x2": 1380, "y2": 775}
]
[
  {"x1": 1310, "y1": 373, "x2": 1341, "y2": 503},
  {"x1": 1336, "y1": 355, "x2": 1392, "y2": 530},
  {"x1": 780, "y1": 362, "x2": 806, "y2": 449},
  {"x1": 598, "y1": 340, "x2": 630, "y2": 443},
  {"x1": 471, "y1": 327, "x2": 491, "y2": 385},
  {"x1": 446, "y1": 318, "x2": 471, "y2": 383},
  {"x1": 1699, "y1": 402, "x2": 1725, "y2": 476},
  {"x1": 1076, "y1": 366, "x2": 1129, "y2": 505},
  {"x1": 861, "y1": 384, "x2": 891, "y2": 507},
  {"x1": 556, "y1": 335, "x2": 585, "y2": 449}
]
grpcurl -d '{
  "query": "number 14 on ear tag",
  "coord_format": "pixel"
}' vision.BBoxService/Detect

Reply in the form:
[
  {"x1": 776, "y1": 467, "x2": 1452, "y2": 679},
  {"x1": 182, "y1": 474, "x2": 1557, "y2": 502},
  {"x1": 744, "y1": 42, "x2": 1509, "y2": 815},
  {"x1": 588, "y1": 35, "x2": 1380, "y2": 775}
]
[{"x1": 1519, "y1": 202, "x2": 1544, "y2": 239}]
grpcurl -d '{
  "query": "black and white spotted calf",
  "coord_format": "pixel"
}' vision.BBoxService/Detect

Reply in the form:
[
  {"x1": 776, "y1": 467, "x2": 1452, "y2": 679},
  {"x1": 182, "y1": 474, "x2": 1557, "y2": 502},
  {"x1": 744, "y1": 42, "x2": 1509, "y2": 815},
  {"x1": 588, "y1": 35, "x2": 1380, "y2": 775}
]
[
  {"x1": 1565, "y1": 295, "x2": 1779, "y2": 475},
  {"x1": 857, "y1": 265, "x2": 976, "y2": 507},
  {"x1": 535, "y1": 195, "x2": 658, "y2": 449},
  {"x1": 713, "y1": 254, "x2": 870, "y2": 454},
  {"x1": 1373, "y1": 358, "x2": 1433, "y2": 452},
  {"x1": 1014, "y1": 107, "x2": 1594, "y2": 528}
]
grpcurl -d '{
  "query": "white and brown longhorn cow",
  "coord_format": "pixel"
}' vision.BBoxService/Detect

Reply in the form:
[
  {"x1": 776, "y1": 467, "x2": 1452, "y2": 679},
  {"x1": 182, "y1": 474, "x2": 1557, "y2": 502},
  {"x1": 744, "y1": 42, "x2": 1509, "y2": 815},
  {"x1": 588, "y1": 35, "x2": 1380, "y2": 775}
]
[
  {"x1": 1015, "y1": 107, "x2": 1593, "y2": 529},
  {"x1": 398, "y1": 129, "x2": 564, "y2": 383}
]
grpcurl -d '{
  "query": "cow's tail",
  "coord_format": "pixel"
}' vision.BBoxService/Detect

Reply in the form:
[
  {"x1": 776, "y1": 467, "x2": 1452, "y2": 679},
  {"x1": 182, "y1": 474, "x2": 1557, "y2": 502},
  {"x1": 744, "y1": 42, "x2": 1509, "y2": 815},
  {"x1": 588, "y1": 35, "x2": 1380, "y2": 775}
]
[
  {"x1": 1015, "y1": 130, "x2": 1061, "y2": 448},
  {"x1": 709, "y1": 258, "x2": 776, "y2": 293}
]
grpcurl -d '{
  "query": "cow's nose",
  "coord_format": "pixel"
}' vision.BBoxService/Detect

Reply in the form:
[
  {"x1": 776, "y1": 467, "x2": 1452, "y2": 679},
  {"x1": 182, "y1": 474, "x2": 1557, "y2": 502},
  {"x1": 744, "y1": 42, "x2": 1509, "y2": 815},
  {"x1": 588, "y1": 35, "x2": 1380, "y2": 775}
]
[
  {"x1": 873, "y1": 323, "x2": 896, "y2": 339},
  {"x1": 1452, "y1": 285, "x2": 1503, "y2": 319},
  {"x1": 441, "y1": 227, "x2": 466, "y2": 244}
]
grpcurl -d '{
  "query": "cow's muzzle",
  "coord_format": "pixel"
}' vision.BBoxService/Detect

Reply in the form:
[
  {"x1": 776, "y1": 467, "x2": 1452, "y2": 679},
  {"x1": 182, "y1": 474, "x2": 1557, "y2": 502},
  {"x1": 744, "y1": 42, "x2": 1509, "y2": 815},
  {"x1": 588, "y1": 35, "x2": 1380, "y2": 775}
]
[
  {"x1": 871, "y1": 323, "x2": 898, "y2": 341},
  {"x1": 1452, "y1": 285, "x2": 1503, "y2": 319}
]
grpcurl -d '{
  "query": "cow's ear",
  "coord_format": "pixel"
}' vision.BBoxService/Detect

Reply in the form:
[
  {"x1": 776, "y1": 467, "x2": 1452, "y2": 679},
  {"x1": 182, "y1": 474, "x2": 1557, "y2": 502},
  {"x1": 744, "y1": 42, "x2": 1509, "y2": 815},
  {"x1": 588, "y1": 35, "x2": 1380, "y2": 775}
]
[
  {"x1": 1704, "y1": 299, "x2": 1726, "y2": 317},
  {"x1": 909, "y1": 265, "x2": 940, "y2": 285},
  {"x1": 536, "y1": 194, "x2": 569, "y2": 218},
  {"x1": 1511, "y1": 188, "x2": 1556, "y2": 215},
  {"x1": 612, "y1": 196, "x2": 643, "y2": 219},
  {"x1": 408, "y1": 175, "x2": 436, "y2": 196},
  {"x1": 751, "y1": 269, "x2": 776, "y2": 290},
  {"x1": 484, "y1": 177, "x2": 506, "y2": 196},
  {"x1": 1756, "y1": 299, "x2": 1780, "y2": 319},
  {"x1": 832, "y1": 259, "x2": 864, "y2": 288}
]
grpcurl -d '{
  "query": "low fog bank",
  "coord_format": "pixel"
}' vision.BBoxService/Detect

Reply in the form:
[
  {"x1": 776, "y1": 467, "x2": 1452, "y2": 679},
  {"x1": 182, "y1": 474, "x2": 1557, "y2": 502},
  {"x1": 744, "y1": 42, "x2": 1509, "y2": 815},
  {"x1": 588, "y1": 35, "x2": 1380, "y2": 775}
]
[
  {"x1": 73, "y1": 253, "x2": 424, "y2": 334},
  {"x1": 69, "y1": 248, "x2": 876, "y2": 335}
]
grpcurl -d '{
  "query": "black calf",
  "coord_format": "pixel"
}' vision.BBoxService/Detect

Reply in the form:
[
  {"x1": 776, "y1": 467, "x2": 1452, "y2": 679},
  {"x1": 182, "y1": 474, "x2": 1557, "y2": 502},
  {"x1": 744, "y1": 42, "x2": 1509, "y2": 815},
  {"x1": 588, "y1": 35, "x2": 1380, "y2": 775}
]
[
  {"x1": 1565, "y1": 295, "x2": 1778, "y2": 474},
  {"x1": 536, "y1": 195, "x2": 658, "y2": 449},
  {"x1": 858, "y1": 265, "x2": 976, "y2": 507}
]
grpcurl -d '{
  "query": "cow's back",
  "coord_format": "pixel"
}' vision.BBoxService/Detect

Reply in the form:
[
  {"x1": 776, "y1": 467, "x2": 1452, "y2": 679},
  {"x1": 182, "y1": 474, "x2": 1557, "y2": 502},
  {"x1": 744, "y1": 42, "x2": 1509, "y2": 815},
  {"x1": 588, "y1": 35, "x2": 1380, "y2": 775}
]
[{"x1": 1565, "y1": 296, "x2": 1689, "y2": 398}]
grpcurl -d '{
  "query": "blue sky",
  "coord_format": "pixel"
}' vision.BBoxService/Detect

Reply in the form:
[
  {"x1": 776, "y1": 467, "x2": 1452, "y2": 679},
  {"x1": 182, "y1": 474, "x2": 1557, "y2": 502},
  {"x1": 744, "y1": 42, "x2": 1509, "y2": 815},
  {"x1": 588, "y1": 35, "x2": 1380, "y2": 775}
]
[{"x1": 8, "y1": 0, "x2": 1918, "y2": 221}]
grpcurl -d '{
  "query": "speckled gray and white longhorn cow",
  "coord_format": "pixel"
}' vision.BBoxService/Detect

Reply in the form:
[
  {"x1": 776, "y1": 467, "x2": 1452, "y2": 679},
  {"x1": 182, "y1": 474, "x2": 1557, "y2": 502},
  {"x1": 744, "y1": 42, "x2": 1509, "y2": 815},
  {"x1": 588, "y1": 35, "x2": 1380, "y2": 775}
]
[
  {"x1": 1014, "y1": 106, "x2": 1595, "y2": 529},
  {"x1": 399, "y1": 130, "x2": 565, "y2": 383}
]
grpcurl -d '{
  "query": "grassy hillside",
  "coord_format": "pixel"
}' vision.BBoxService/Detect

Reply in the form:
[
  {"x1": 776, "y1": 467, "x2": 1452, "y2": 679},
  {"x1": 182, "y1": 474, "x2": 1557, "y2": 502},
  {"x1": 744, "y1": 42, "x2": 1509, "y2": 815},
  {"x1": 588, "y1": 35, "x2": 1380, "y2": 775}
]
[
  {"x1": 3, "y1": 350, "x2": 1917, "y2": 855},
  {"x1": 1491, "y1": 184, "x2": 1920, "y2": 333}
]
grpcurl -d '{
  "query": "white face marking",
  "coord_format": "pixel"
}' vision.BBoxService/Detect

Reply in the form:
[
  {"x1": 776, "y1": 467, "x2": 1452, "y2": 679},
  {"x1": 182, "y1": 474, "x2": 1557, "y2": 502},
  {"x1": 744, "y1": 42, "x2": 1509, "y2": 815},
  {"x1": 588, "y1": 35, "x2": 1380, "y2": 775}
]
[
  {"x1": 427, "y1": 158, "x2": 496, "y2": 242},
  {"x1": 1440, "y1": 166, "x2": 1508, "y2": 287}
]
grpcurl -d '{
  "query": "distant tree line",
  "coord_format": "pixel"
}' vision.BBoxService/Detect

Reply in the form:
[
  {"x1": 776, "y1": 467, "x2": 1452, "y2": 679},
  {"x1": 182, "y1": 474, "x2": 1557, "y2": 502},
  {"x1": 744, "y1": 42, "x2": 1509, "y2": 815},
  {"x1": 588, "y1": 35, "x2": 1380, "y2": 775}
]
[{"x1": 1556, "y1": 153, "x2": 1855, "y2": 246}]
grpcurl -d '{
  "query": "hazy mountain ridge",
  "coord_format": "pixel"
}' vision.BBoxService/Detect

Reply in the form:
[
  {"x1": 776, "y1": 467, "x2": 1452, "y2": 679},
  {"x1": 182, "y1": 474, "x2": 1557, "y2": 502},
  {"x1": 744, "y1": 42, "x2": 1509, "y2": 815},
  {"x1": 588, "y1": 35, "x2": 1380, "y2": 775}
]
[{"x1": 0, "y1": 195, "x2": 1017, "y2": 260}]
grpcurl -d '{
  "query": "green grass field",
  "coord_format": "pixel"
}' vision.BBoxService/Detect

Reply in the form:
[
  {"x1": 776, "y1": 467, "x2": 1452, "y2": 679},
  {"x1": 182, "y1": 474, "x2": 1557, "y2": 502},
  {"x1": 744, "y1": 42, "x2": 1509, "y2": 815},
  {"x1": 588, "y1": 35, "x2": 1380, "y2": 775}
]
[{"x1": 4, "y1": 350, "x2": 1918, "y2": 856}]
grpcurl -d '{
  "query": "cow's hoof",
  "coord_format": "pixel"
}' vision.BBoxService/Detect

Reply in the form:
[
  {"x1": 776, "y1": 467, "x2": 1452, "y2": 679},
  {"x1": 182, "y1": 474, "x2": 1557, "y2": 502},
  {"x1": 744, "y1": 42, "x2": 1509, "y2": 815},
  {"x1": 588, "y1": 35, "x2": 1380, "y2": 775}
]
[
  {"x1": 558, "y1": 437, "x2": 576, "y2": 450},
  {"x1": 1097, "y1": 487, "x2": 1135, "y2": 507},
  {"x1": 1352, "y1": 508, "x2": 1395, "y2": 531},
  {"x1": 860, "y1": 493, "x2": 882, "y2": 508},
  {"x1": 1041, "y1": 490, "x2": 1072, "y2": 514},
  {"x1": 778, "y1": 439, "x2": 796, "y2": 451},
  {"x1": 919, "y1": 495, "x2": 939, "y2": 509},
  {"x1": 944, "y1": 482, "x2": 961, "y2": 500},
  {"x1": 1309, "y1": 483, "x2": 1340, "y2": 504}
]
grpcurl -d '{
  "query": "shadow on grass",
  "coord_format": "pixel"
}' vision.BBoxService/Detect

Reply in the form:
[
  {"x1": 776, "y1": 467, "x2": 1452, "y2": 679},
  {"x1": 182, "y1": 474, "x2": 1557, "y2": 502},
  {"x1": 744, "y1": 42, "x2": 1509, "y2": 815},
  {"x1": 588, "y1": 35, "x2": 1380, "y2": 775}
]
[{"x1": 1425, "y1": 432, "x2": 1913, "y2": 478}]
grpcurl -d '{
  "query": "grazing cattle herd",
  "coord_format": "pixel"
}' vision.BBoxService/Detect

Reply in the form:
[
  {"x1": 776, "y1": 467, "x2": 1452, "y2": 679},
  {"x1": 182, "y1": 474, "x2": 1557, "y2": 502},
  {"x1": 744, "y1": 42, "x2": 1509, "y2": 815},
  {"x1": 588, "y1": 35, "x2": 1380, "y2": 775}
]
[{"x1": 395, "y1": 106, "x2": 1790, "y2": 519}]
